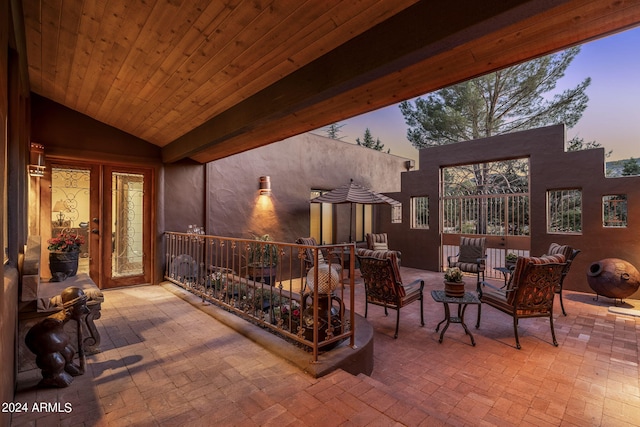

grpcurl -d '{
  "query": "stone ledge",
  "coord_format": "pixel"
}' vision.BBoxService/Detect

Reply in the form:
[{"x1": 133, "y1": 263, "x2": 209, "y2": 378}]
[{"x1": 161, "y1": 281, "x2": 374, "y2": 378}]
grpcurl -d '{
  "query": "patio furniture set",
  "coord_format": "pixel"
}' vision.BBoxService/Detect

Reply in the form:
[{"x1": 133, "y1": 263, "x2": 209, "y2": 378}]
[{"x1": 355, "y1": 235, "x2": 580, "y2": 349}]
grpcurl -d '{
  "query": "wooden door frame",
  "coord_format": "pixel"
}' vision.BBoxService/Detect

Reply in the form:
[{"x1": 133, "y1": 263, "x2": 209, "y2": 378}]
[
  {"x1": 101, "y1": 165, "x2": 154, "y2": 289},
  {"x1": 42, "y1": 159, "x2": 155, "y2": 289}
]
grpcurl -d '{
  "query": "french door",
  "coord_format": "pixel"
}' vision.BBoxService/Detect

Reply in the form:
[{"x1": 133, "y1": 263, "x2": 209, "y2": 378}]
[{"x1": 45, "y1": 161, "x2": 153, "y2": 288}]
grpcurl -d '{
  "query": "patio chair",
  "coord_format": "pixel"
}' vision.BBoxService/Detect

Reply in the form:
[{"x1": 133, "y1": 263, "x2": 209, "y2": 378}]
[
  {"x1": 545, "y1": 243, "x2": 581, "y2": 316},
  {"x1": 355, "y1": 248, "x2": 424, "y2": 338},
  {"x1": 447, "y1": 236, "x2": 487, "y2": 290},
  {"x1": 296, "y1": 237, "x2": 342, "y2": 276},
  {"x1": 477, "y1": 254, "x2": 566, "y2": 349},
  {"x1": 365, "y1": 233, "x2": 401, "y2": 259}
]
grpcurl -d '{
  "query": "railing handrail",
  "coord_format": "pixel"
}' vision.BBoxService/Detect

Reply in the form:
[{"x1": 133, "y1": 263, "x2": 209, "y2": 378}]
[{"x1": 163, "y1": 232, "x2": 355, "y2": 362}]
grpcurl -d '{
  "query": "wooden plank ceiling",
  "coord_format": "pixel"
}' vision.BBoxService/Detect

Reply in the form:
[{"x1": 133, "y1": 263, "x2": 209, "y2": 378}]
[{"x1": 21, "y1": 0, "x2": 640, "y2": 164}]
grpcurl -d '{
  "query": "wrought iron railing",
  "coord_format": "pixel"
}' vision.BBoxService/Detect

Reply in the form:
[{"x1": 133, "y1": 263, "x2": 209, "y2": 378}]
[{"x1": 163, "y1": 232, "x2": 355, "y2": 362}]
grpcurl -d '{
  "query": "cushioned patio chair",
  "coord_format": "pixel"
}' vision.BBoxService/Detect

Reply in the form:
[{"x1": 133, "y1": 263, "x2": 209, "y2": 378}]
[
  {"x1": 355, "y1": 248, "x2": 424, "y2": 338},
  {"x1": 545, "y1": 243, "x2": 580, "y2": 316},
  {"x1": 477, "y1": 254, "x2": 566, "y2": 349},
  {"x1": 295, "y1": 237, "x2": 342, "y2": 276},
  {"x1": 447, "y1": 236, "x2": 486, "y2": 290},
  {"x1": 366, "y1": 233, "x2": 401, "y2": 256}
]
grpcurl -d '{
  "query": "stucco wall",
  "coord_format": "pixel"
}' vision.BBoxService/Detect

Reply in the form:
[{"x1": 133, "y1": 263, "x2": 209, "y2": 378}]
[
  {"x1": 203, "y1": 132, "x2": 408, "y2": 243},
  {"x1": 383, "y1": 124, "x2": 640, "y2": 297}
]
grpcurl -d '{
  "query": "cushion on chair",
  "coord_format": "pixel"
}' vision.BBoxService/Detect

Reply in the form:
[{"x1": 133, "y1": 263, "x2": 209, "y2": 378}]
[
  {"x1": 498, "y1": 254, "x2": 566, "y2": 304},
  {"x1": 450, "y1": 261, "x2": 482, "y2": 273},
  {"x1": 399, "y1": 280, "x2": 422, "y2": 305},
  {"x1": 372, "y1": 242, "x2": 388, "y2": 251},
  {"x1": 356, "y1": 248, "x2": 402, "y2": 289},
  {"x1": 547, "y1": 243, "x2": 571, "y2": 259},
  {"x1": 458, "y1": 236, "x2": 486, "y2": 263},
  {"x1": 296, "y1": 236, "x2": 327, "y2": 265}
]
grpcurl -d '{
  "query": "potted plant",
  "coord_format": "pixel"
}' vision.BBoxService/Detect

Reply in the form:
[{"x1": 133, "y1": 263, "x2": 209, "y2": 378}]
[
  {"x1": 246, "y1": 234, "x2": 279, "y2": 285},
  {"x1": 505, "y1": 252, "x2": 518, "y2": 269},
  {"x1": 47, "y1": 229, "x2": 85, "y2": 281},
  {"x1": 444, "y1": 267, "x2": 465, "y2": 297}
]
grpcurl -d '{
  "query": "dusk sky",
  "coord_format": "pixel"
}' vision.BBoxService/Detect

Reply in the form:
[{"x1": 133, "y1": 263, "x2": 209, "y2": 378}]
[{"x1": 316, "y1": 26, "x2": 640, "y2": 164}]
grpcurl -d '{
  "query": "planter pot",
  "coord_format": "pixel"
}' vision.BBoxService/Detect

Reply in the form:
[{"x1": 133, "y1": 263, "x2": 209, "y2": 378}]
[
  {"x1": 444, "y1": 280, "x2": 465, "y2": 298},
  {"x1": 49, "y1": 251, "x2": 79, "y2": 281},
  {"x1": 248, "y1": 264, "x2": 276, "y2": 286}
]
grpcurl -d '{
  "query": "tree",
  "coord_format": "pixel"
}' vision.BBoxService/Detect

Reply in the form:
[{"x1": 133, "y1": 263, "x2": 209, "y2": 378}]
[
  {"x1": 356, "y1": 128, "x2": 388, "y2": 152},
  {"x1": 621, "y1": 158, "x2": 640, "y2": 176},
  {"x1": 567, "y1": 136, "x2": 611, "y2": 157},
  {"x1": 399, "y1": 47, "x2": 590, "y2": 233},
  {"x1": 399, "y1": 47, "x2": 590, "y2": 147},
  {"x1": 325, "y1": 123, "x2": 345, "y2": 140}
]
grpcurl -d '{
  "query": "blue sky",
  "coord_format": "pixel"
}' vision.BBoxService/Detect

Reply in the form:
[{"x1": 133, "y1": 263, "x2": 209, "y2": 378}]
[{"x1": 319, "y1": 26, "x2": 640, "y2": 163}]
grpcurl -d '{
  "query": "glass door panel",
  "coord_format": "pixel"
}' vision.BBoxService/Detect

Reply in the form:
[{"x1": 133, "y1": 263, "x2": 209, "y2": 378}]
[
  {"x1": 111, "y1": 172, "x2": 144, "y2": 278},
  {"x1": 50, "y1": 166, "x2": 92, "y2": 276},
  {"x1": 102, "y1": 166, "x2": 151, "y2": 288}
]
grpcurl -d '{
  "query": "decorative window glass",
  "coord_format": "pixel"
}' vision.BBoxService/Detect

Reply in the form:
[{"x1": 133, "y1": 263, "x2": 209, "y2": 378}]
[
  {"x1": 354, "y1": 204, "x2": 373, "y2": 242},
  {"x1": 602, "y1": 195, "x2": 627, "y2": 228},
  {"x1": 310, "y1": 190, "x2": 333, "y2": 244},
  {"x1": 547, "y1": 189, "x2": 582, "y2": 233},
  {"x1": 391, "y1": 204, "x2": 402, "y2": 224},
  {"x1": 411, "y1": 196, "x2": 429, "y2": 229}
]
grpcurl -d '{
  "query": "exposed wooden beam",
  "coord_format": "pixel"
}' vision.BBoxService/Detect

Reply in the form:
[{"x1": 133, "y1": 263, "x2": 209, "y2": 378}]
[
  {"x1": 162, "y1": 0, "x2": 551, "y2": 162},
  {"x1": 164, "y1": 0, "x2": 640, "y2": 163}
]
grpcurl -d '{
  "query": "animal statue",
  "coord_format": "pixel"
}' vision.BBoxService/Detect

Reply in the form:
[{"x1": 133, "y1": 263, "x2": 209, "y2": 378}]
[{"x1": 25, "y1": 287, "x2": 89, "y2": 387}]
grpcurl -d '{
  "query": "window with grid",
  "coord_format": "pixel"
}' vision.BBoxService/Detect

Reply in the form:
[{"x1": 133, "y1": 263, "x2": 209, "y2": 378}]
[
  {"x1": 602, "y1": 195, "x2": 627, "y2": 228},
  {"x1": 547, "y1": 189, "x2": 582, "y2": 233},
  {"x1": 391, "y1": 204, "x2": 402, "y2": 224},
  {"x1": 411, "y1": 196, "x2": 429, "y2": 229}
]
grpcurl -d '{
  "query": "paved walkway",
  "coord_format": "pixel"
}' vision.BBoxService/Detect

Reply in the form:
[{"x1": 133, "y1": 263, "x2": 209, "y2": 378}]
[{"x1": 11, "y1": 268, "x2": 640, "y2": 426}]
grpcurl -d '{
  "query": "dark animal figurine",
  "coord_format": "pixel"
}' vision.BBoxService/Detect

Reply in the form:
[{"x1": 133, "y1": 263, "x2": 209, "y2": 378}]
[{"x1": 25, "y1": 287, "x2": 89, "y2": 387}]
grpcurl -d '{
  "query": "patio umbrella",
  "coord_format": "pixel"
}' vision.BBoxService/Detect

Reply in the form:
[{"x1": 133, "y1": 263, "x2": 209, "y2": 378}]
[{"x1": 311, "y1": 179, "x2": 401, "y2": 242}]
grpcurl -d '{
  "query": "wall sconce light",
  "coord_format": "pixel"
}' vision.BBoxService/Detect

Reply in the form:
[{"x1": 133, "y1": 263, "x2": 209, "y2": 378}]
[
  {"x1": 404, "y1": 159, "x2": 415, "y2": 171},
  {"x1": 29, "y1": 142, "x2": 46, "y2": 177},
  {"x1": 259, "y1": 176, "x2": 272, "y2": 196}
]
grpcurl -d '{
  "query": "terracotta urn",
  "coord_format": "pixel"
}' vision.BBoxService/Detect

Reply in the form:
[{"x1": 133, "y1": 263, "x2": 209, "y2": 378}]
[{"x1": 587, "y1": 258, "x2": 640, "y2": 299}]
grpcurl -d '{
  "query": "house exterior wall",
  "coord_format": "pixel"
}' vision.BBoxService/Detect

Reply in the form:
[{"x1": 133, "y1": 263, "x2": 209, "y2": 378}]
[
  {"x1": 202, "y1": 132, "x2": 408, "y2": 243},
  {"x1": 382, "y1": 124, "x2": 640, "y2": 297},
  {"x1": 2, "y1": 0, "x2": 28, "y2": 417},
  {"x1": 163, "y1": 132, "x2": 408, "y2": 246}
]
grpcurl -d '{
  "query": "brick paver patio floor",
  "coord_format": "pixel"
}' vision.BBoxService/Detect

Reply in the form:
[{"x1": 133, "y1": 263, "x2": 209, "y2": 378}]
[{"x1": 11, "y1": 267, "x2": 640, "y2": 426}]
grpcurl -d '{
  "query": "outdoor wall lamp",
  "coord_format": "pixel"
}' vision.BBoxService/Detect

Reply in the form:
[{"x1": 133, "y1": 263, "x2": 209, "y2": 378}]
[
  {"x1": 405, "y1": 159, "x2": 415, "y2": 171},
  {"x1": 259, "y1": 176, "x2": 272, "y2": 196},
  {"x1": 29, "y1": 142, "x2": 46, "y2": 177}
]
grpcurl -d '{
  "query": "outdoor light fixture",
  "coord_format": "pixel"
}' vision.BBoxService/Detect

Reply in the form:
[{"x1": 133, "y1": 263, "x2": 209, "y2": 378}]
[
  {"x1": 259, "y1": 176, "x2": 271, "y2": 196},
  {"x1": 405, "y1": 159, "x2": 415, "y2": 171},
  {"x1": 28, "y1": 142, "x2": 46, "y2": 177}
]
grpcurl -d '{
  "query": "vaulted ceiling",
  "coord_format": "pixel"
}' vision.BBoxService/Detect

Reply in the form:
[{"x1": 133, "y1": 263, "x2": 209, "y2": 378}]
[{"x1": 20, "y1": 0, "x2": 640, "y2": 164}]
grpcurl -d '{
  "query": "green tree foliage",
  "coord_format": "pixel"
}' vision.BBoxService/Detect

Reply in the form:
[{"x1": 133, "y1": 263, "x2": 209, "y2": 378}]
[
  {"x1": 566, "y1": 136, "x2": 611, "y2": 157},
  {"x1": 399, "y1": 47, "x2": 590, "y2": 147},
  {"x1": 356, "y1": 128, "x2": 388, "y2": 152},
  {"x1": 400, "y1": 47, "x2": 590, "y2": 234},
  {"x1": 325, "y1": 123, "x2": 345, "y2": 140},
  {"x1": 621, "y1": 157, "x2": 640, "y2": 176}
]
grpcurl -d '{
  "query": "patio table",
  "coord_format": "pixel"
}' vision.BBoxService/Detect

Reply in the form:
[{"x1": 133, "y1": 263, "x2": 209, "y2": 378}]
[{"x1": 431, "y1": 289, "x2": 480, "y2": 346}]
